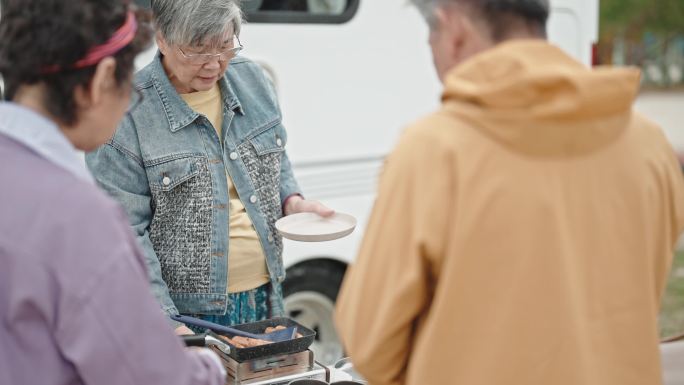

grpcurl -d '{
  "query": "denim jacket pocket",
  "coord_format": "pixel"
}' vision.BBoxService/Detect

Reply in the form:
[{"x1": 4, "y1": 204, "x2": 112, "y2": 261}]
[
  {"x1": 148, "y1": 155, "x2": 201, "y2": 192},
  {"x1": 247, "y1": 121, "x2": 285, "y2": 156},
  {"x1": 146, "y1": 155, "x2": 214, "y2": 295}
]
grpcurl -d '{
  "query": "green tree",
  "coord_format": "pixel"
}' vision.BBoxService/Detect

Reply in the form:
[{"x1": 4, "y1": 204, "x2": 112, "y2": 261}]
[
  {"x1": 599, "y1": 0, "x2": 647, "y2": 65},
  {"x1": 600, "y1": 0, "x2": 684, "y2": 85},
  {"x1": 642, "y1": 0, "x2": 684, "y2": 84}
]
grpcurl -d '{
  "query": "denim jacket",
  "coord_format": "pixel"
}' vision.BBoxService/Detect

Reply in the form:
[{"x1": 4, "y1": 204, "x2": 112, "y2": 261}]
[{"x1": 86, "y1": 53, "x2": 300, "y2": 318}]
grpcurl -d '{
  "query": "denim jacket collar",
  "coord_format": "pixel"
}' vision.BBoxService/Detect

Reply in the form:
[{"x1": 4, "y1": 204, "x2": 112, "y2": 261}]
[{"x1": 149, "y1": 52, "x2": 244, "y2": 133}]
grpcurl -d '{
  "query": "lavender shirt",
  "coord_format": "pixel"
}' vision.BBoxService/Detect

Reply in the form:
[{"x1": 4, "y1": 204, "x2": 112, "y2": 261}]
[{"x1": 0, "y1": 103, "x2": 225, "y2": 385}]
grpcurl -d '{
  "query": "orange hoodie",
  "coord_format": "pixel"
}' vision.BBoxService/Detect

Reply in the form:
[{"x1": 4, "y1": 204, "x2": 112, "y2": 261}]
[{"x1": 335, "y1": 40, "x2": 684, "y2": 385}]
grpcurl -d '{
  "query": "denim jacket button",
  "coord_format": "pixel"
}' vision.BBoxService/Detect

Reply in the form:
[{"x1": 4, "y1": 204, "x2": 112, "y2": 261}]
[
  {"x1": 250, "y1": 195, "x2": 258, "y2": 204},
  {"x1": 267, "y1": 234, "x2": 274, "y2": 242},
  {"x1": 276, "y1": 138, "x2": 283, "y2": 147},
  {"x1": 229, "y1": 152, "x2": 238, "y2": 160},
  {"x1": 162, "y1": 176, "x2": 171, "y2": 186}
]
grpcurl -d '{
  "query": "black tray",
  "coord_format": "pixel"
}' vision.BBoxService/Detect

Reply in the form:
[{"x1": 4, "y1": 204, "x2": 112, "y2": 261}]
[{"x1": 209, "y1": 317, "x2": 316, "y2": 362}]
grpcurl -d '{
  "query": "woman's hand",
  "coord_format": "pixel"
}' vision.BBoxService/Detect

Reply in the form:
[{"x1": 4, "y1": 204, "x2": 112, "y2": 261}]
[
  {"x1": 284, "y1": 195, "x2": 335, "y2": 217},
  {"x1": 175, "y1": 325, "x2": 195, "y2": 336}
]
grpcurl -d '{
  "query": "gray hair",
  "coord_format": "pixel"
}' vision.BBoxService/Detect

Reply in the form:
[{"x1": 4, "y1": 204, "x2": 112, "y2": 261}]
[
  {"x1": 410, "y1": 0, "x2": 549, "y2": 36},
  {"x1": 151, "y1": 0, "x2": 243, "y2": 47}
]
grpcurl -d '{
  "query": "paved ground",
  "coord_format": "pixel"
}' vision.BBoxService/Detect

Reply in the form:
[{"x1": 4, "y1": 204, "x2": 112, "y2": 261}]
[
  {"x1": 635, "y1": 91, "x2": 684, "y2": 153},
  {"x1": 661, "y1": 340, "x2": 684, "y2": 385}
]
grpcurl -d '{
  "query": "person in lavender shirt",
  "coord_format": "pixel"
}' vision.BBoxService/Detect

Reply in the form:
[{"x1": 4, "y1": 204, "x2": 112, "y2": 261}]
[{"x1": 0, "y1": 1, "x2": 225, "y2": 384}]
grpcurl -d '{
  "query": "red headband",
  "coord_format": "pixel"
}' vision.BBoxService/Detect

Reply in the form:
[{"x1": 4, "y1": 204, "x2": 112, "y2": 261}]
[{"x1": 41, "y1": 11, "x2": 138, "y2": 74}]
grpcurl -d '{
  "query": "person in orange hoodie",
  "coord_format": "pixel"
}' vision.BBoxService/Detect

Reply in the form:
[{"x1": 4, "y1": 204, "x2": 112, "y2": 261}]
[{"x1": 334, "y1": 1, "x2": 684, "y2": 385}]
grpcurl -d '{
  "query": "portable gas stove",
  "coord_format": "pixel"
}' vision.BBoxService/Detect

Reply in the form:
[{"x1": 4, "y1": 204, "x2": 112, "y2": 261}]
[
  {"x1": 179, "y1": 317, "x2": 329, "y2": 384},
  {"x1": 220, "y1": 349, "x2": 329, "y2": 385}
]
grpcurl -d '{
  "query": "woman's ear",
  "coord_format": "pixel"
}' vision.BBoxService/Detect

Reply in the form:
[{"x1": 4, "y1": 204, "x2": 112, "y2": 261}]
[{"x1": 74, "y1": 57, "x2": 117, "y2": 109}]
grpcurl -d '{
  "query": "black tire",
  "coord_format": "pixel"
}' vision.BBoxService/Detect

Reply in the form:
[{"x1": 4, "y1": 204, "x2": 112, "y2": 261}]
[
  {"x1": 282, "y1": 259, "x2": 347, "y2": 365},
  {"x1": 283, "y1": 259, "x2": 346, "y2": 301}
]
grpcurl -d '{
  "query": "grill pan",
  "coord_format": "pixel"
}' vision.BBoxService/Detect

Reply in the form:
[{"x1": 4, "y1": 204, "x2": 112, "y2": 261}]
[{"x1": 183, "y1": 317, "x2": 316, "y2": 362}]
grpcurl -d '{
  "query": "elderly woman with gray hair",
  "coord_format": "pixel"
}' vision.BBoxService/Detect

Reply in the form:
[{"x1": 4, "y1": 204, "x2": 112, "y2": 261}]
[{"x1": 87, "y1": 0, "x2": 333, "y2": 335}]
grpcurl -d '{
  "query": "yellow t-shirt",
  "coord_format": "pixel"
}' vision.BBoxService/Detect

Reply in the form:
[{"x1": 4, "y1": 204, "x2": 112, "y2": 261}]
[{"x1": 181, "y1": 84, "x2": 270, "y2": 293}]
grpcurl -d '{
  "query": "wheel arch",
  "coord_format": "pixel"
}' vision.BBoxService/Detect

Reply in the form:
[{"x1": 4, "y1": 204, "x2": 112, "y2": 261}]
[{"x1": 286, "y1": 257, "x2": 348, "y2": 280}]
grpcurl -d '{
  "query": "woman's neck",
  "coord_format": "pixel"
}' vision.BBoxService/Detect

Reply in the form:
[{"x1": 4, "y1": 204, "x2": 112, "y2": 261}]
[{"x1": 13, "y1": 84, "x2": 84, "y2": 150}]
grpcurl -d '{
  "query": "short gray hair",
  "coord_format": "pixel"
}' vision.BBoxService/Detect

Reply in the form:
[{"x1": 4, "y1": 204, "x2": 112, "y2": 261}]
[
  {"x1": 151, "y1": 0, "x2": 243, "y2": 47},
  {"x1": 411, "y1": 0, "x2": 549, "y2": 36}
]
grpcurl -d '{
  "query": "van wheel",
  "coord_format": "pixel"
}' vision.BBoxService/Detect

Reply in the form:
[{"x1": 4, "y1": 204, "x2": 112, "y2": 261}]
[{"x1": 283, "y1": 259, "x2": 346, "y2": 366}]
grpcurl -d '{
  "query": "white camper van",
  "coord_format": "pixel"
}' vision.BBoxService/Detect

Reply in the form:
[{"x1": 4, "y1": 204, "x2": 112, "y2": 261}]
[{"x1": 134, "y1": 0, "x2": 599, "y2": 365}]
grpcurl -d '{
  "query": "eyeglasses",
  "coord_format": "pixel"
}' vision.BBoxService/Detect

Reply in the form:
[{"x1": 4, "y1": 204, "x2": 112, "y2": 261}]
[{"x1": 177, "y1": 36, "x2": 244, "y2": 65}]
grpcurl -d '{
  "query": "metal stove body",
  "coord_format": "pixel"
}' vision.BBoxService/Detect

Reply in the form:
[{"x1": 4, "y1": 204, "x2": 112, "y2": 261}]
[{"x1": 221, "y1": 349, "x2": 329, "y2": 385}]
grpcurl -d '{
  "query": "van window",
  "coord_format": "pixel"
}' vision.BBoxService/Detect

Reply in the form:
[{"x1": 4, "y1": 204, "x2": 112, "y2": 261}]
[
  {"x1": 132, "y1": 0, "x2": 359, "y2": 24},
  {"x1": 246, "y1": 0, "x2": 360, "y2": 24}
]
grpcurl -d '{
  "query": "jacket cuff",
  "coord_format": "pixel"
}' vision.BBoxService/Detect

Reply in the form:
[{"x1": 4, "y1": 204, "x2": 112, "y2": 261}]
[
  {"x1": 163, "y1": 306, "x2": 184, "y2": 329},
  {"x1": 282, "y1": 193, "x2": 303, "y2": 215}
]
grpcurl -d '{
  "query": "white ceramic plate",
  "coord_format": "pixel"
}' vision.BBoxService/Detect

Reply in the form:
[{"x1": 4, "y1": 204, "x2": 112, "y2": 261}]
[{"x1": 275, "y1": 212, "x2": 357, "y2": 242}]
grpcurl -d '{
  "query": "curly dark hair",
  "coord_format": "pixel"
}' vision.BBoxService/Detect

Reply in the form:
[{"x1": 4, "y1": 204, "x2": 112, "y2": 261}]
[{"x1": 0, "y1": 0, "x2": 152, "y2": 125}]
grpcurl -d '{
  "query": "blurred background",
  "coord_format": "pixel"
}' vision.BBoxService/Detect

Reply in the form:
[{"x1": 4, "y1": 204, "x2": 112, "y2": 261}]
[
  {"x1": 597, "y1": 0, "x2": 684, "y2": 88},
  {"x1": 597, "y1": 0, "x2": 684, "y2": 155},
  {"x1": 596, "y1": 0, "x2": 684, "y2": 339}
]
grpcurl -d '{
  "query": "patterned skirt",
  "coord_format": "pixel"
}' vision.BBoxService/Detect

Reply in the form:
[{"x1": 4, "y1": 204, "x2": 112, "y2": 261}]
[{"x1": 186, "y1": 284, "x2": 270, "y2": 332}]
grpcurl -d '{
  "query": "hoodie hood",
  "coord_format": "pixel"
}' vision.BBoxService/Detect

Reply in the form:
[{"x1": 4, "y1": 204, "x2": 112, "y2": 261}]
[{"x1": 442, "y1": 40, "x2": 641, "y2": 157}]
